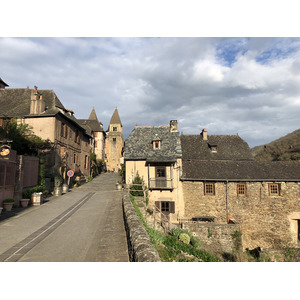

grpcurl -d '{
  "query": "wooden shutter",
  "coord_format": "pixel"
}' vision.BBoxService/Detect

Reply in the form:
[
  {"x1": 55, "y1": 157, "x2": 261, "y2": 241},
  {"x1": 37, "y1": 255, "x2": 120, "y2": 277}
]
[{"x1": 169, "y1": 201, "x2": 175, "y2": 213}]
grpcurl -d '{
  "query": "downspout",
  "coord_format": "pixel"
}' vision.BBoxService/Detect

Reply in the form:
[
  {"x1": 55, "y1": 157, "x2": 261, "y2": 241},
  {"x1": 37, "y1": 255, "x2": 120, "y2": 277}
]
[
  {"x1": 147, "y1": 163, "x2": 150, "y2": 189},
  {"x1": 226, "y1": 180, "x2": 229, "y2": 224}
]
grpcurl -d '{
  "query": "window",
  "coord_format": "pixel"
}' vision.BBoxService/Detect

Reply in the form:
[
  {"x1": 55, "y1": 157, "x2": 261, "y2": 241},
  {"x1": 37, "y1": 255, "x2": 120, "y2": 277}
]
[
  {"x1": 113, "y1": 138, "x2": 116, "y2": 142},
  {"x1": 155, "y1": 166, "x2": 166, "y2": 188},
  {"x1": 113, "y1": 127, "x2": 117, "y2": 132},
  {"x1": 269, "y1": 183, "x2": 280, "y2": 196},
  {"x1": 61, "y1": 122, "x2": 68, "y2": 138},
  {"x1": 74, "y1": 130, "x2": 80, "y2": 144},
  {"x1": 161, "y1": 201, "x2": 170, "y2": 212},
  {"x1": 211, "y1": 146, "x2": 217, "y2": 153},
  {"x1": 153, "y1": 141, "x2": 161, "y2": 150},
  {"x1": 204, "y1": 183, "x2": 215, "y2": 195},
  {"x1": 85, "y1": 155, "x2": 88, "y2": 169},
  {"x1": 237, "y1": 183, "x2": 246, "y2": 195}
]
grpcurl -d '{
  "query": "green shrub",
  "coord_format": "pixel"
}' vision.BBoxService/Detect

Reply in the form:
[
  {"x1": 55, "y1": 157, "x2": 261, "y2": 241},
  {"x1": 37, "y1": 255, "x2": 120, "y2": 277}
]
[
  {"x1": 130, "y1": 173, "x2": 144, "y2": 197},
  {"x1": 179, "y1": 233, "x2": 190, "y2": 245},
  {"x1": 3, "y1": 198, "x2": 15, "y2": 203}
]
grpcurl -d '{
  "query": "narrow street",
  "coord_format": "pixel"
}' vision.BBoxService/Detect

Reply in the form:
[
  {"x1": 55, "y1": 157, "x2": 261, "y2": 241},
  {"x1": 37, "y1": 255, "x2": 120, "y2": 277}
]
[{"x1": 0, "y1": 173, "x2": 129, "y2": 262}]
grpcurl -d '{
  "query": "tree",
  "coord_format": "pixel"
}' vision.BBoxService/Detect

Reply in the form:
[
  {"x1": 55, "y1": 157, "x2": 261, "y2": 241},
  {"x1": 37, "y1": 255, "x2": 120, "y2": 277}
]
[{"x1": 0, "y1": 119, "x2": 53, "y2": 155}]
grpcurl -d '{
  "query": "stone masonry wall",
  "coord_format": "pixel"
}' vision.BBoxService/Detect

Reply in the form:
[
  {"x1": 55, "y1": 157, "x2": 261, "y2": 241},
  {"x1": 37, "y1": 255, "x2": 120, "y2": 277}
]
[
  {"x1": 183, "y1": 181, "x2": 300, "y2": 250},
  {"x1": 122, "y1": 192, "x2": 161, "y2": 262},
  {"x1": 181, "y1": 222, "x2": 241, "y2": 255}
]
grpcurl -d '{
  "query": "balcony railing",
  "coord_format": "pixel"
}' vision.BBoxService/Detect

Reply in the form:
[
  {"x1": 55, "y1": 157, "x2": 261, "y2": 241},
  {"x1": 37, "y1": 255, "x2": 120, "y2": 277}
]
[{"x1": 149, "y1": 178, "x2": 173, "y2": 190}]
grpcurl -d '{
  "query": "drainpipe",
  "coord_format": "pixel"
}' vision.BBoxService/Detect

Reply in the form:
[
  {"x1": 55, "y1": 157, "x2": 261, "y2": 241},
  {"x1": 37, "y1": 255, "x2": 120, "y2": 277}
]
[{"x1": 226, "y1": 180, "x2": 229, "y2": 224}]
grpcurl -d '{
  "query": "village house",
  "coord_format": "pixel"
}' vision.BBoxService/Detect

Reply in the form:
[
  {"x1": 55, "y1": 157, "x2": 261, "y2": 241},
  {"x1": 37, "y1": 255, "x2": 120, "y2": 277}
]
[
  {"x1": 124, "y1": 120, "x2": 183, "y2": 223},
  {"x1": 105, "y1": 108, "x2": 124, "y2": 173},
  {"x1": 180, "y1": 129, "x2": 300, "y2": 250},
  {"x1": 78, "y1": 107, "x2": 106, "y2": 162},
  {"x1": 0, "y1": 84, "x2": 93, "y2": 187}
]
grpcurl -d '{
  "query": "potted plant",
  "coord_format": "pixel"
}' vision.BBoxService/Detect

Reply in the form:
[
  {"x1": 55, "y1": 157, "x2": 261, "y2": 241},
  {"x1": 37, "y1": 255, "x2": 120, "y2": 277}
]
[
  {"x1": 54, "y1": 175, "x2": 62, "y2": 196},
  {"x1": 3, "y1": 198, "x2": 15, "y2": 211},
  {"x1": 20, "y1": 198, "x2": 30, "y2": 208},
  {"x1": 116, "y1": 181, "x2": 122, "y2": 190}
]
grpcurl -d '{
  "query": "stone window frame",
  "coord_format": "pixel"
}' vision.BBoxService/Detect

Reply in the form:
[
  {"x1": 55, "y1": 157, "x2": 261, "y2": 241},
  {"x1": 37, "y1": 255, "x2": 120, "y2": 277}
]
[
  {"x1": 113, "y1": 126, "x2": 117, "y2": 132},
  {"x1": 204, "y1": 182, "x2": 215, "y2": 195},
  {"x1": 237, "y1": 183, "x2": 246, "y2": 196},
  {"x1": 269, "y1": 183, "x2": 280, "y2": 196}
]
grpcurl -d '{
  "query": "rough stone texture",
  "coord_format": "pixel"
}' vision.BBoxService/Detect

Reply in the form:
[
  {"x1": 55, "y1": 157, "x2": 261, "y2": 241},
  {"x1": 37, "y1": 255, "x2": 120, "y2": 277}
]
[
  {"x1": 122, "y1": 192, "x2": 161, "y2": 262},
  {"x1": 182, "y1": 222, "x2": 241, "y2": 255},
  {"x1": 183, "y1": 181, "x2": 300, "y2": 250}
]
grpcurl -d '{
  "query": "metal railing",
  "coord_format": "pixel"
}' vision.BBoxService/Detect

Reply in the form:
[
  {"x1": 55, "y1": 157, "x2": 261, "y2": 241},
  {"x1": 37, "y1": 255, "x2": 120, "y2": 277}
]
[{"x1": 149, "y1": 178, "x2": 173, "y2": 189}]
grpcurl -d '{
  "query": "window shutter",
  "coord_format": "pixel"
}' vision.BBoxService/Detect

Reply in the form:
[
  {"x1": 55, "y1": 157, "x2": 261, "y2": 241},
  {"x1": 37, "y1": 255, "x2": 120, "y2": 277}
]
[
  {"x1": 155, "y1": 201, "x2": 160, "y2": 212},
  {"x1": 169, "y1": 201, "x2": 175, "y2": 213}
]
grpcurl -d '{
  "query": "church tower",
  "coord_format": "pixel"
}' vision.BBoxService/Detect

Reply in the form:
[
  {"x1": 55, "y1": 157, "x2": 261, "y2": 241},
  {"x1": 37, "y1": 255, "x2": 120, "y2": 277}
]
[{"x1": 105, "y1": 108, "x2": 124, "y2": 172}]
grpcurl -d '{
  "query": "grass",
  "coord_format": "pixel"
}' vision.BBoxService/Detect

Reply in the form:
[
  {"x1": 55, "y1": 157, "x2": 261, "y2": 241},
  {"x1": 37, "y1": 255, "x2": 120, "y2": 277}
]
[{"x1": 129, "y1": 194, "x2": 220, "y2": 262}]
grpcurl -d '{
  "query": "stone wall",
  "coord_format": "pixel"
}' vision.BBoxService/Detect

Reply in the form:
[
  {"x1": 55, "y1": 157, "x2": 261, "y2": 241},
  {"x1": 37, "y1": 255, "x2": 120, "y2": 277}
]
[
  {"x1": 183, "y1": 181, "x2": 300, "y2": 250},
  {"x1": 181, "y1": 221, "x2": 241, "y2": 255},
  {"x1": 122, "y1": 192, "x2": 161, "y2": 262}
]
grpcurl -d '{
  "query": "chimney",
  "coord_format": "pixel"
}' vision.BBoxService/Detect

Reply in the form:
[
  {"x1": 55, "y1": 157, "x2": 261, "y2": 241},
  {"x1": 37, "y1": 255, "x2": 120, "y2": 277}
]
[
  {"x1": 30, "y1": 87, "x2": 45, "y2": 115},
  {"x1": 170, "y1": 120, "x2": 178, "y2": 132},
  {"x1": 201, "y1": 128, "x2": 208, "y2": 140}
]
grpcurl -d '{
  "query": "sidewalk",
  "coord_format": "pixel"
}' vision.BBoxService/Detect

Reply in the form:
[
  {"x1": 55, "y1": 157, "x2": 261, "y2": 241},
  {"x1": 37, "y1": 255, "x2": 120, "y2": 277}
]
[{"x1": 0, "y1": 173, "x2": 129, "y2": 262}]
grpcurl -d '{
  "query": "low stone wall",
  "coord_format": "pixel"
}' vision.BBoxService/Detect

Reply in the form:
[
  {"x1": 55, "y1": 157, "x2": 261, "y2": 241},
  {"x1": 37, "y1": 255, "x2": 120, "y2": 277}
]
[
  {"x1": 122, "y1": 192, "x2": 161, "y2": 262},
  {"x1": 181, "y1": 222, "x2": 241, "y2": 255}
]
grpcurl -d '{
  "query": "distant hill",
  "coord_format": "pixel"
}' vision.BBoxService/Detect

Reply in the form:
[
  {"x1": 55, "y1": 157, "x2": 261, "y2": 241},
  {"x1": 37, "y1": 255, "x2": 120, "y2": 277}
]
[{"x1": 251, "y1": 128, "x2": 300, "y2": 161}]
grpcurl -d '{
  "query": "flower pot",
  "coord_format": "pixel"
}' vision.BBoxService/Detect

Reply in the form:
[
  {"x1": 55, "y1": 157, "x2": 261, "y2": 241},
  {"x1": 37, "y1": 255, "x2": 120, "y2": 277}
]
[
  {"x1": 31, "y1": 193, "x2": 43, "y2": 206},
  {"x1": 54, "y1": 186, "x2": 62, "y2": 196},
  {"x1": 3, "y1": 202, "x2": 14, "y2": 212},
  {"x1": 62, "y1": 183, "x2": 69, "y2": 194},
  {"x1": 20, "y1": 198, "x2": 30, "y2": 208}
]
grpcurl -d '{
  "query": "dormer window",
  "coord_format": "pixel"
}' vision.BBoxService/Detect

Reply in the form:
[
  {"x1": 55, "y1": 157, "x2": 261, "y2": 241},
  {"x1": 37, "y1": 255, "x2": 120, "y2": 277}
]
[
  {"x1": 153, "y1": 134, "x2": 161, "y2": 150},
  {"x1": 209, "y1": 144, "x2": 217, "y2": 153},
  {"x1": 153, "y1": 140, "x2": 161, "y2": 150}
]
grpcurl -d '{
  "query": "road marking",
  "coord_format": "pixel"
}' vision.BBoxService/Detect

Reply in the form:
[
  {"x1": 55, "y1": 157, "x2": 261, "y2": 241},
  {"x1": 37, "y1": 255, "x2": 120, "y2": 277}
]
[{"x1": 0, "y1": 192, "x2": 95, "y2": 262}]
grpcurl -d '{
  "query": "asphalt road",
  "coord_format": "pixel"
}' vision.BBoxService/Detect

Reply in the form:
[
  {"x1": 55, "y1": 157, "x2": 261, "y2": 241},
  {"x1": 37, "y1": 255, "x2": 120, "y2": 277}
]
[{"x1": 0, "y1": 173, "x2": 129, "y2": 262}]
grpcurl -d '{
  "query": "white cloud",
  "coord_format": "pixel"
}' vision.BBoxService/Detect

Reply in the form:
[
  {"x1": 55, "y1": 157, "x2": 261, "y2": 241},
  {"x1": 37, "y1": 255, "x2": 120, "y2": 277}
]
[{"x1": 2, "y1": 37, "x2": 300, "y2": 147}]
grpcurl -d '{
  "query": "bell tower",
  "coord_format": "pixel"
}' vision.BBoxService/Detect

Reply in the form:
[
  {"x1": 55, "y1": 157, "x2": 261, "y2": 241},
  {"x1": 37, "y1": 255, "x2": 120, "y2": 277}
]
[{"x1": 105, "y1": 108, "x2": 124, "y2": 172}]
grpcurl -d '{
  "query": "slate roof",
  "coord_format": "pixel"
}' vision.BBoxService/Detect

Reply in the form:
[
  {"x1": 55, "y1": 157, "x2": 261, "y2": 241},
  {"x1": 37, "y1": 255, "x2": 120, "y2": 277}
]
[
  {"x1": 77, "y1": 108, "x2": 103, "y2": 134},
  {"x1": 124, "y1": 126, "x2": 182, "y2": 162},
  {"x1": 109, "y1": 108, "x2": 122, "y2": 126},
  {"x1": 182, "y1": 160, "x2": 300, "y2": 181},
  {"x1": 0, "y1": 88, "x2": 92, "y2": 137},
  {"x1": 181, "y1": 134, "x2": 254, "y2": 161}
]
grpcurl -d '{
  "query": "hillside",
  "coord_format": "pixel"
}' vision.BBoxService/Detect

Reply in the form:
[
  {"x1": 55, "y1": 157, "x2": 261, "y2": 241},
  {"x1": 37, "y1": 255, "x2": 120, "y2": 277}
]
[{"x1": 251, "y1": 128, "x2": 300, "y2": 161}]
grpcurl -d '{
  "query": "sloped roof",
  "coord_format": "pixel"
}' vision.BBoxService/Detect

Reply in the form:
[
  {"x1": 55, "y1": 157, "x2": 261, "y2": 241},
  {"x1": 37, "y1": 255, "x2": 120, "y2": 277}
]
[
  {"x1": 181, "y1": 134, "x2": 254, "y2": 161},
  {"x1": 125, "y1": 126, "x2": 182, "y2": 162},
  {"x1": 77, "y1": 119, "x2": 103, "y2": 133},
  {"x1": 109, "y1": 108, "x2": 122, "y2": 126},
  {"x1": 0, "y1": 78, "x2": 9, "y2": 87},
  {"x1": 0, "y1": 88, "x2": 91, "y2": 137},
  {"x1": 182, "y1": 160, "x2": 300, "y2": 181},
  {"x1": 88, "y1": 107, "x2": 99, "y2": 122}
]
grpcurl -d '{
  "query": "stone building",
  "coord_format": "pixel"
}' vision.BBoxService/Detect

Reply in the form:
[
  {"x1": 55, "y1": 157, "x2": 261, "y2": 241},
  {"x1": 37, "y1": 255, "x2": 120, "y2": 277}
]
[
  {"x1": 0, "y1": 85, "x2": 93, "y2": 184},
  {"x1": 124, "y1": 120, "x2": 183, "y2": 223},
  {"x1": 105, "y1": 108, "x2": 124, "y2": 172},
  {"x1": 181, "y1": 130, "x2": 300, "y2": 250},
  {"x1": 78, "y1": 107, "x2": 106, "y2": 162}
]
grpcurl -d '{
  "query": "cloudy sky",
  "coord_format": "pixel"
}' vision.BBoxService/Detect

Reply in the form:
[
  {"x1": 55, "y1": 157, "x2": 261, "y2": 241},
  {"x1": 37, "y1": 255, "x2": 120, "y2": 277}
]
[{"x1": 2, "y1": 37, "x2": 300, "y2": 147}]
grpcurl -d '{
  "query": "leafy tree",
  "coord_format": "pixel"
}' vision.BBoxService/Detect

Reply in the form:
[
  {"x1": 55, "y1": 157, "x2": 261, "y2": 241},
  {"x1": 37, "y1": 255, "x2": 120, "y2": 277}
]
[{"x1": 0, "y1": 119, "x2": 53, "y2": 155}]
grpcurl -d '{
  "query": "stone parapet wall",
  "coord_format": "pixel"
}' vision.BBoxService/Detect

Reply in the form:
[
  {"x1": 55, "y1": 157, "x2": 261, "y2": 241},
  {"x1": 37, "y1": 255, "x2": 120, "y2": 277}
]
[
  {"x1": 122, "y1": 192, "x2": 161, "y2": 262},
  {"x1": 181, "y1": 222, "x2": 241, "y2": 255}
]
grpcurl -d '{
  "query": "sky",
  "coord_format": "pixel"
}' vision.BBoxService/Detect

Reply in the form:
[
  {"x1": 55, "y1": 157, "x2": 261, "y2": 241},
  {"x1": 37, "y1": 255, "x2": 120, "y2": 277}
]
[{"x1": 2, "y1": 37, "x2": 300, "y2": 147}]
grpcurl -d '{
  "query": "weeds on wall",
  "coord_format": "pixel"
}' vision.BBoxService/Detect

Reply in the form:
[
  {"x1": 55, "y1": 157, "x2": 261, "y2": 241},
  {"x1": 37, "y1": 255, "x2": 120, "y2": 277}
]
[{"x1": 130, "y1": 194, "x2": 220, "y2": 262}]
